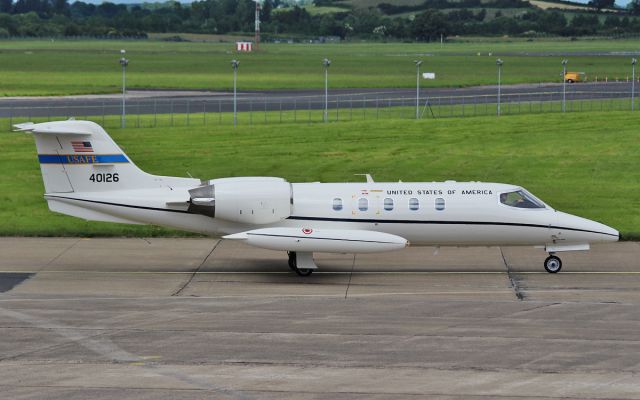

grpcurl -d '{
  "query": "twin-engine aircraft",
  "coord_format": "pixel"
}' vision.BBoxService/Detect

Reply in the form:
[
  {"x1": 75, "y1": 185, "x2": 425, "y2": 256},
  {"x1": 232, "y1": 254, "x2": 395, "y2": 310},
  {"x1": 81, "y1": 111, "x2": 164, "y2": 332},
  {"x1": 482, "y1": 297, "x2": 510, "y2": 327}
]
[{"x1": 16, "y1": 120, "x2": 618, "y2": 276}]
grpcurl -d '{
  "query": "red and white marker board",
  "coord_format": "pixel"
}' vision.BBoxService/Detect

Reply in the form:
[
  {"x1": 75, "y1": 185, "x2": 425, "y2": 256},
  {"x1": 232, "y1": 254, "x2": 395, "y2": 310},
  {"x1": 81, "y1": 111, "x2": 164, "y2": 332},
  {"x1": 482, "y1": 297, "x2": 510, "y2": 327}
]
[{"x1": 236, "y1": 42, "x2": 253, "y2": 52}]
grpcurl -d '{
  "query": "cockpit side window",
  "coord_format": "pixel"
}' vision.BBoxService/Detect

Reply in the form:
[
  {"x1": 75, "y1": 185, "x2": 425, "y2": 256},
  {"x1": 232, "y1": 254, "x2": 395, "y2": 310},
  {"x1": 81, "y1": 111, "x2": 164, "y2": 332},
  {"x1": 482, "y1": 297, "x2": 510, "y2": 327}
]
[{"x1": 499, "y1": 190, "x2": 545, "y2": 209}]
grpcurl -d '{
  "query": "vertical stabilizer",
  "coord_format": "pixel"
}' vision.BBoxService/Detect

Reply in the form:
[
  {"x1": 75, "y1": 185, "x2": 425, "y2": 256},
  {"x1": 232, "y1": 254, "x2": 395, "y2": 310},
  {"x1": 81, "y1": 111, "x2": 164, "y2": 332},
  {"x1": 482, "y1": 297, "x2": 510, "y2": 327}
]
[{"x1": 15, "y1": 120, "x2": 196, "y2": 194}]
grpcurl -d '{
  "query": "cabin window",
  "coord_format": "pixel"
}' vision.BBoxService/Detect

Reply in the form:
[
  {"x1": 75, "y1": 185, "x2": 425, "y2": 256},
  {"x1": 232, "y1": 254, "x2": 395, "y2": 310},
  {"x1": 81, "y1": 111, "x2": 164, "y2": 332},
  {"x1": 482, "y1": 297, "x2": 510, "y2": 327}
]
[
  {"x1": 358, "y1": 198, "x2": 369, "y2": 211},
  {"x1": 332, "y1": 198, "x2": 343, "y2": 211},
  {"x1": 383, "y1": 198, "x2": 394, "y2": 211},
  {"x1": 500, "y1": 190, "x2": 545, "y2": 209},
  {"x1": 409, "y1": 197, "x2": 419, "y2": 211},
  {"x1": 435, "y1": 198, "x2": 445, "y2": 211}
]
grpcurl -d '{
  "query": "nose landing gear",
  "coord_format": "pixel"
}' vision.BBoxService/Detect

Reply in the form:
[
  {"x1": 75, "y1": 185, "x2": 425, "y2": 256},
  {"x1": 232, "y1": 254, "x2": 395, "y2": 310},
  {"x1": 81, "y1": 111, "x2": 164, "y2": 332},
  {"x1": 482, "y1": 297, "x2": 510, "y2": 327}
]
[{"x1": 544, "y1": 254, "x2": 562, "y2": 273}]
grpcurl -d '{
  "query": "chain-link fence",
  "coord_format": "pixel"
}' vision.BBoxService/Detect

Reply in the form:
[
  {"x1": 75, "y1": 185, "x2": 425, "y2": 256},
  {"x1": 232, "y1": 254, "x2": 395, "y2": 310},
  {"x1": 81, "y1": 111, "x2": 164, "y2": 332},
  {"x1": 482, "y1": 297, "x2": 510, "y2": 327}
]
[{"x1": 2, "y1": 89, "x2": 637, "y2": 131}]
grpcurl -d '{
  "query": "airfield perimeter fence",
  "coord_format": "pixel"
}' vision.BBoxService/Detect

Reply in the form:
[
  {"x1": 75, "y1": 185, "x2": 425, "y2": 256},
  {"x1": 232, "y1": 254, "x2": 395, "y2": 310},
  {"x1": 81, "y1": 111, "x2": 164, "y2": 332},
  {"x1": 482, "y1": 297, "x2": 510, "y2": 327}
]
[{"x1": 2, "y1": 88, "x2": 639, "y2": 130}]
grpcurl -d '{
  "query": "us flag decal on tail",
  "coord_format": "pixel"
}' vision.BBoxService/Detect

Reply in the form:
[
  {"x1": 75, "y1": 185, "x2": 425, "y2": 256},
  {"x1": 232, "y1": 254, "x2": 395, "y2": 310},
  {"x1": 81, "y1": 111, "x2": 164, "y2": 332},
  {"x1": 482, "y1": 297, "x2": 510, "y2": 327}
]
[{"x1": 71, "y1": 141, "x2": 93, "y2": 153}]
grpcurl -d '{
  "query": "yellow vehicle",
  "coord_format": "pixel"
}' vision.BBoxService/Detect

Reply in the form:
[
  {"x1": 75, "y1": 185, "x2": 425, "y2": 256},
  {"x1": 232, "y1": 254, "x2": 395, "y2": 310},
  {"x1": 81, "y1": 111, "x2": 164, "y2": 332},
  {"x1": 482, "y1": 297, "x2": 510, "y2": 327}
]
[{"x1": 564, "y1": 72, "x2": 586, "y2": 83}]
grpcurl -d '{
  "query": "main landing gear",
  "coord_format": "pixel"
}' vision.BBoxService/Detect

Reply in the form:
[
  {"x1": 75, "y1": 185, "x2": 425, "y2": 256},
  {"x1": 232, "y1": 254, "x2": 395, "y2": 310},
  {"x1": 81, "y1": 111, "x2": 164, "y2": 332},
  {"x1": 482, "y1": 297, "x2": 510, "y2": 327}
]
[
  {"x1": 544, "y1": 254, "x2": 562, "y2": 273},
  {"x1": 287, "y1": 251, "x2": 317, "y2": 276}
]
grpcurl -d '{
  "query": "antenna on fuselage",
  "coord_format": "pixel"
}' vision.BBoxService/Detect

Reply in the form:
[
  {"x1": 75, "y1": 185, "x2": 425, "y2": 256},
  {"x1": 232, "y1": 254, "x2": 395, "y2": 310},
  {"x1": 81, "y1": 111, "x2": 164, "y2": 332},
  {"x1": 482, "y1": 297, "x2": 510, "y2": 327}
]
[{"x1": 355, "y1": 174, "x2": 374, "y2": 183}]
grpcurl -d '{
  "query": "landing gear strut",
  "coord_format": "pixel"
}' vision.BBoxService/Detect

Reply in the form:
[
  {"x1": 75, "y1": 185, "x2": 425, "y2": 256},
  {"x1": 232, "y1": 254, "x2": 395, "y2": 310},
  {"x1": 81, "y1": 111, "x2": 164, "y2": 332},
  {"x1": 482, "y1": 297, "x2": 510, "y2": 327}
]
[
  {"x1": 287, "y1": 251, "x2": 316, "y2": 276},
  {"x1": 544, "y1": 254, "x2": 562, "y2": 273}
]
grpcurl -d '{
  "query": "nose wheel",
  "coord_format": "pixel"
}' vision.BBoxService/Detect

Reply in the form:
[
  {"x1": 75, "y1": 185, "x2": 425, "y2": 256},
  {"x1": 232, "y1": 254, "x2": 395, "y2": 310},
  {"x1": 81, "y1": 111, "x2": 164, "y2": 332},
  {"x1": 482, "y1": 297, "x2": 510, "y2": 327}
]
[
  {"x1": 287, "y1": 251, "x2": 315, "y2": 276},
  {"x1": 544, "y1": 255, "x2": 562, "y2": 273}
]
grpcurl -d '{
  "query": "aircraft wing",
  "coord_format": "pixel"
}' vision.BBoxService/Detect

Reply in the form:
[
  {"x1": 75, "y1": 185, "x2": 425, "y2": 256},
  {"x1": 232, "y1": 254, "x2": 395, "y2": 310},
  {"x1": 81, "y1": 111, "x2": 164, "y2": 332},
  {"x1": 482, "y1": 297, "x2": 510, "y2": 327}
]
[{"x1": 224, "y1": 227, "x2": 408, "y2": 253}]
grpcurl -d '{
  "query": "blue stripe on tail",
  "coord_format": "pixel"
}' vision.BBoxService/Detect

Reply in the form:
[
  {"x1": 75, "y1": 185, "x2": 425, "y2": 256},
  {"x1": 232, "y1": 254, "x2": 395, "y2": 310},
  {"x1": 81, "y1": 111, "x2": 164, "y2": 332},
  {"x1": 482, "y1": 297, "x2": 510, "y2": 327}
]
[{"x1": 38, "y1": 154, "x2": 129, "y2": 164}]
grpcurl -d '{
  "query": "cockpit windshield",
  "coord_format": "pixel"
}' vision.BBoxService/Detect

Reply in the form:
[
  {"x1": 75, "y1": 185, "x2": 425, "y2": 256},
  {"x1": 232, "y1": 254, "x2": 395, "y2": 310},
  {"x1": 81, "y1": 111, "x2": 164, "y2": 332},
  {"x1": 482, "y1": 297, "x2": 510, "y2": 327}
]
[{"x1": 500, "y1": 190, "x2": 546, "y2": 209}]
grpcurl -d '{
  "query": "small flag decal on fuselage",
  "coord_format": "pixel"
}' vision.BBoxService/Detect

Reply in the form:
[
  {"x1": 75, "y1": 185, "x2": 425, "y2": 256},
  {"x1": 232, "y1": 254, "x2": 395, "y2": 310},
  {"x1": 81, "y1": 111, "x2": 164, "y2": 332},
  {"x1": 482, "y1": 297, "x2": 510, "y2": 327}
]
[{"x1": 71, "y1": 141, "x2": 93, "y2": 153}]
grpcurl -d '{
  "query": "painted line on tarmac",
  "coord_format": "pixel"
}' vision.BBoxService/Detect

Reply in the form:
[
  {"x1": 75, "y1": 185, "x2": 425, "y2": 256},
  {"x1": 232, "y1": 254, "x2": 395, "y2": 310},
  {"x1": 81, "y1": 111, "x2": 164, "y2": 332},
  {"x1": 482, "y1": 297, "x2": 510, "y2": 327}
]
[
  {"x1": 2, "y1": 270, "x2": 640, "y2": 274},
  {"x1": 0, "y1": 291, "x2": 516, "y2": 303},
  {"x1": 0, "y1": 293, "x2": 632, "y2": 305}
]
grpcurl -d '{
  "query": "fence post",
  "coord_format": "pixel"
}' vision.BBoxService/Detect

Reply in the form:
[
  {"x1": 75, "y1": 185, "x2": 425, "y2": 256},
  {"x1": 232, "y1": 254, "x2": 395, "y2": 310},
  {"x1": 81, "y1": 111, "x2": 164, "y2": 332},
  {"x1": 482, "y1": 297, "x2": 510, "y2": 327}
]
[
  {"x1": 580, "y1": 96, "x2": 582, "y2": 112},
  {"x1": 539, "y1": 95, "x2": 542, "y2": 113},
  {"x1": 601, "y1": 95, "x2": 604, "y2": 111},
  {"x1": 350, "y1": 96, "x2": 353, "y2": 120}
]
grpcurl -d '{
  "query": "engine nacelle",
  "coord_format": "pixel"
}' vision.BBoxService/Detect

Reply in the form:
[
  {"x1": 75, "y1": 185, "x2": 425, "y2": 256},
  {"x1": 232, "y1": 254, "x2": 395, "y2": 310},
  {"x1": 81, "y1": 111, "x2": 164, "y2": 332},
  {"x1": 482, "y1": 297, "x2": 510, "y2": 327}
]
[{"x1": 189, "y1": 177, "x2": 292, "y2": 225}]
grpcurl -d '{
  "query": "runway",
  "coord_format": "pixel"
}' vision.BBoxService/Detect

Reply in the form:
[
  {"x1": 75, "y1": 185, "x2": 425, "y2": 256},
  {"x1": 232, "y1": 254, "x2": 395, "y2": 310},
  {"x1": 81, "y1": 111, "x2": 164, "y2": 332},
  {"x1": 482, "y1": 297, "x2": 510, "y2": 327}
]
[
  {"x1": 0, "y1": 82, "x2": 634, "y2": 118},
  {"x1": 1, "y1": 238, "x2": 640, "y2": 399}
]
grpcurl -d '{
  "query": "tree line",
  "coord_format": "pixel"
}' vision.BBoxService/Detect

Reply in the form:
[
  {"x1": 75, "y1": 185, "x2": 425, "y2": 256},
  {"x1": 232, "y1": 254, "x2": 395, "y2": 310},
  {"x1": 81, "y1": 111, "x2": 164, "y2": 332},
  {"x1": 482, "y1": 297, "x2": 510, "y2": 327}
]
[{"x1": 1, "y1": 0, "x2": 640, "y2": 39}]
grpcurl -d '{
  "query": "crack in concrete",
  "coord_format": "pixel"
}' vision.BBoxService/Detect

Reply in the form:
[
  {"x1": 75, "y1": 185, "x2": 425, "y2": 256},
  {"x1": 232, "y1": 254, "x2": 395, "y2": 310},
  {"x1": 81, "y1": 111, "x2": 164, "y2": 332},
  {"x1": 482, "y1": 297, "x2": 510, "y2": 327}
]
[
  {"x1": 172, "y1": 240, "x2": 221, "y2": 297},
  {"x1": 37, "y1": 238, "x2": 82, "y2": 273},
  {"x1": 344, "y1": 254, "x2": 357, "y2": 299},
  {"x1": 500, "y1": 247, "x2": 524, "y2": 301}
]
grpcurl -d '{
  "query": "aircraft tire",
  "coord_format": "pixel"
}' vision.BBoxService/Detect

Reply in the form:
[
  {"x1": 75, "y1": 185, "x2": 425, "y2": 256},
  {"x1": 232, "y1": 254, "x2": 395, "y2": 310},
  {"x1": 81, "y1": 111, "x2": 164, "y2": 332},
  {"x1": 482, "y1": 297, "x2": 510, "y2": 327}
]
[
  {"x1": 544, "y1": 255, "x2": 562, "y2": 273},
  {"x1": 294, "y1": 268, "x2": 314, "y2": 276}
]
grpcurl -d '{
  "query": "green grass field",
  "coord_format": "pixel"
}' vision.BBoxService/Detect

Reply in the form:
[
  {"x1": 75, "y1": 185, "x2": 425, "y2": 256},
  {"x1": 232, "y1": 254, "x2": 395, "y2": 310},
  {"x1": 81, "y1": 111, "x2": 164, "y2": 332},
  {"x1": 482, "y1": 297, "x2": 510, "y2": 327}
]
[
  {"x1": 1, "y1": 38, "x2": 639, "y2": 96},
  {"x1": 1, "y1": 111, "x2": 638, "y2": 238}
]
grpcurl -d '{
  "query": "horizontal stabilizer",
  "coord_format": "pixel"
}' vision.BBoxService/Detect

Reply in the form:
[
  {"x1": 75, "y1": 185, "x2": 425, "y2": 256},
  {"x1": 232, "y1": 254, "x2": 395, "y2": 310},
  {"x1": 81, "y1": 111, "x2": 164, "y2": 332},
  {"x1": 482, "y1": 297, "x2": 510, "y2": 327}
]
[{"x1": 14, "y1": 120, "x2": 93, "y2": 135}]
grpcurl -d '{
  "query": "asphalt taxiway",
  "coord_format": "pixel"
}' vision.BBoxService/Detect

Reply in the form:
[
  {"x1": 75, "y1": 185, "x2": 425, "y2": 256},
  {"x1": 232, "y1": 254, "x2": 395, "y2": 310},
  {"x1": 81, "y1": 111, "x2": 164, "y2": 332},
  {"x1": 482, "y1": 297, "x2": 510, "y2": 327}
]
[
  {"x1": 1, "y1": 238, "x2": 639, "y2": 399},
  {"x1": 0, "y1": 82, "x2": 634, "y2": 118}
]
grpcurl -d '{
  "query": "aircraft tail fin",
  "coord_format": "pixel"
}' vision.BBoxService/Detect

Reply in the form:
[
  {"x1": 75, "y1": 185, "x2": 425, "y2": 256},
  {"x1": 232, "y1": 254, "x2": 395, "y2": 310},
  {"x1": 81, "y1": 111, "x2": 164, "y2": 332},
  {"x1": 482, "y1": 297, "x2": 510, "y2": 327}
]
[{"x1": 15, "y1": 120, "x2": 194, "y2": 194}]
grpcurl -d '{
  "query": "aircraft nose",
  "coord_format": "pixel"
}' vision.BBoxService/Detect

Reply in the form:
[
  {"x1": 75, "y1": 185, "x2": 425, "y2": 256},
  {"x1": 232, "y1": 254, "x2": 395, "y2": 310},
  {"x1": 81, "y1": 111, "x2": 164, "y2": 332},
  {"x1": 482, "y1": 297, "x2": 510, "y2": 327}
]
[{"x1": 554, "y1": 212, "x2": 619, "y2": 243}]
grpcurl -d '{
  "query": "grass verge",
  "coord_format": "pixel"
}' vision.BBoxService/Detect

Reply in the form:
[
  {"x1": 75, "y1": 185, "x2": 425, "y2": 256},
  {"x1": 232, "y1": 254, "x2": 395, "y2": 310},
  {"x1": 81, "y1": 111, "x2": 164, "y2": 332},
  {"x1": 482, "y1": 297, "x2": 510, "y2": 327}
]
[{"x1": 1, "y1": 39, "x2": 640, "y2": 95}]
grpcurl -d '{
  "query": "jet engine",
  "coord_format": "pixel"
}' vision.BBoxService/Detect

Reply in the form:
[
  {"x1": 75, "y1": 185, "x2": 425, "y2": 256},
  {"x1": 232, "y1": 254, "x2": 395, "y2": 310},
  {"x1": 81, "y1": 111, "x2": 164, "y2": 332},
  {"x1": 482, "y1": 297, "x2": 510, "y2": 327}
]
[{"x1": 188, "y1": 177, "x2": 292, "y2": 224}]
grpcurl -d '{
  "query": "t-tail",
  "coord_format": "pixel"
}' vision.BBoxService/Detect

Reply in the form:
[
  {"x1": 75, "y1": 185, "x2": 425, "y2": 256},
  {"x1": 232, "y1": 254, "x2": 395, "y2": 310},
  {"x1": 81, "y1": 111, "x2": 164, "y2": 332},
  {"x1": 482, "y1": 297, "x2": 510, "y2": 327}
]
[{"x1": 15, "y1": 120, "x2": 200, "y2": 225}]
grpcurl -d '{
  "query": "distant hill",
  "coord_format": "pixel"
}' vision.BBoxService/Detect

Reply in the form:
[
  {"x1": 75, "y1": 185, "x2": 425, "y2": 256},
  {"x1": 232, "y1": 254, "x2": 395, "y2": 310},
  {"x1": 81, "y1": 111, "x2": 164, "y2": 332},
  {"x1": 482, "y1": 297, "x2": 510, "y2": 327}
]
[{"x1": 315, "y1": 0, "x2": 620, "y2": 17}]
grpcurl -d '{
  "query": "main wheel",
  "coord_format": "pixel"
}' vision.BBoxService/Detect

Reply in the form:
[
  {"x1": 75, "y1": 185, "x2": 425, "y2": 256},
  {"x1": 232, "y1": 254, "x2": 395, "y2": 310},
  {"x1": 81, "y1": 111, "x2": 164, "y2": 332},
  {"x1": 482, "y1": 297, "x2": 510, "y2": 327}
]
[
  {"x1": 544, "y1": 255, "x2": 562, "y2": 273},
  {"x1": 294, "y1": 268, "x2": 313, "y2": 276},
  {"x1": 287, "y1": 251, "x2": 313, "y2": 276}
]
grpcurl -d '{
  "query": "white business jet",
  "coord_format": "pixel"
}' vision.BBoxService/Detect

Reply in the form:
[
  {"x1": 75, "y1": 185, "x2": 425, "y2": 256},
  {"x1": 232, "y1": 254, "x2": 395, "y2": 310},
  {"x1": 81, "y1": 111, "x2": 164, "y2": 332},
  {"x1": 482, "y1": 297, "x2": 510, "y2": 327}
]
[{"x1": 16, "y1": 120, "x2": 619, "y2": 276}]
